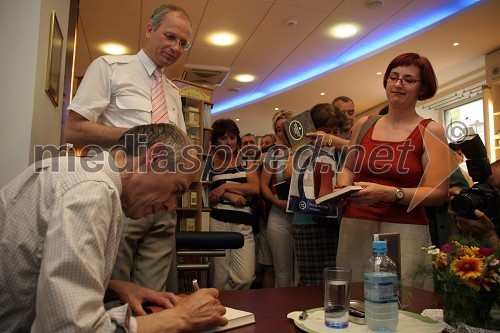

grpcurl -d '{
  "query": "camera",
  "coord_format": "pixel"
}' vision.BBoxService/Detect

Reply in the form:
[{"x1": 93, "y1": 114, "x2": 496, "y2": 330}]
[{"x1": 450, "y1": 134, "x2": 498, "y2": 220}]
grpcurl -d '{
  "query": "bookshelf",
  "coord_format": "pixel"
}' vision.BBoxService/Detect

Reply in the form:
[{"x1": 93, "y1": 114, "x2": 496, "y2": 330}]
[{"x1": 172, "y1": 79, "x2": 214, "y2": 292}]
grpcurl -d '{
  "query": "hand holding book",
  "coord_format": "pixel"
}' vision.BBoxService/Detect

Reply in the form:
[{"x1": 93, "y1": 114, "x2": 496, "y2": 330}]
[{"x1": 315, "y1": 185, "x2": 363, "y2": 204}]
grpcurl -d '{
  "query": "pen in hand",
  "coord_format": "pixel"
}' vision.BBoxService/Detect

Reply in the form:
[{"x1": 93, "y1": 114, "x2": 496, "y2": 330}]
[{"x1": 192, "y1": 279, "x2": 200, "y2": 291}]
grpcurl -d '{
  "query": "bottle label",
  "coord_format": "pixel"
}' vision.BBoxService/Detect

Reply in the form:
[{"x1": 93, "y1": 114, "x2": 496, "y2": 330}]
[{"x1": 364, "y1": 273, "x2": 398, "y2": 304}]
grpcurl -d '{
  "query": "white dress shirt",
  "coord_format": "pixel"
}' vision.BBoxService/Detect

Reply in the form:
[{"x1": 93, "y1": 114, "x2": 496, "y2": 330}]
[{"x1": 68, "y1": 49, "x2": 186, "y2": 131}]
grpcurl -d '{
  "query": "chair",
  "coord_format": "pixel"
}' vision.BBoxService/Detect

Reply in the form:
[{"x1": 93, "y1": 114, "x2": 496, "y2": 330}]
[{"x1": 167, "y1": 231, "x2": 244, "y2": 292}]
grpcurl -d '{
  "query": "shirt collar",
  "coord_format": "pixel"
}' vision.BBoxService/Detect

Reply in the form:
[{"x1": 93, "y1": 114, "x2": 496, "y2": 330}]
[{"x1": 137, "y1": 49, "x2": 162, "y2": 76}]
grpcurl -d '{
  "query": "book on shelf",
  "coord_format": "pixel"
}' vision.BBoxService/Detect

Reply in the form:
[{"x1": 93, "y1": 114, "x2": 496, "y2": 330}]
[
  {"x1": 204, "y1": 104, "x2": 212, "y2": 127},
  {"x1": 201, "y1": 307, "x2": 255, "y2": 333},
  {"x1": 314, "y1": 185, "x2": 363, "y2": 204},
  {"x1": 183, "y1": 106, "x2": 200, "y2": 113},
  {"x1": 179, "y1": 217, "x2": 196, "y2": 231},
  {"x1": 282, "y1": 110, "x2": 316, "y2": 151},
  {"x1": 201, "y1": 211, "x2": 210, "y2": 231},
  {"x1": 201, "y1": 155, "x2": 213, "y2": 182},
  {"x1": 190, "y1": 191, "x2": 198, "y2": 207}
]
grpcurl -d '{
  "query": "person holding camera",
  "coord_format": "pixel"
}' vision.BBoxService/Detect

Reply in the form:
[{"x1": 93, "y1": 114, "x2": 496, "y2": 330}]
[{"x1": 448, "y1": 159, "x2": 500, "y2": 248}]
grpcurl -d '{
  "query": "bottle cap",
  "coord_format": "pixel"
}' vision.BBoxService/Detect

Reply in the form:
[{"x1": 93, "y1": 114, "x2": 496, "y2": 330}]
[{"x1": 372, "y1": 240, "x2": 387, "y2": 253}]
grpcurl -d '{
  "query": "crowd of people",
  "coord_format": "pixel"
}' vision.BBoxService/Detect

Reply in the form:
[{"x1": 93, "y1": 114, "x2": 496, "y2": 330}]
[{"x1": 0, "y1": 3, "x2": 497, "y2": 333}]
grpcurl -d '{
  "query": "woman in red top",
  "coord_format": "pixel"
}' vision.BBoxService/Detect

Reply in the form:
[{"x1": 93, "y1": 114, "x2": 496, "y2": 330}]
[{"x1": 336, "y1": 53, "x2": 450, "y2": 291}]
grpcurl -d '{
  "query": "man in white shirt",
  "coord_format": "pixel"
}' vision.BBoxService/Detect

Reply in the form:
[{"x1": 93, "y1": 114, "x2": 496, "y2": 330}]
[
  {"x1": 0, "y1": 123, "x2": 228, "y2": 333},
  {"x1": 64, "y1": 4, "x2": 191, "y2": 291}
]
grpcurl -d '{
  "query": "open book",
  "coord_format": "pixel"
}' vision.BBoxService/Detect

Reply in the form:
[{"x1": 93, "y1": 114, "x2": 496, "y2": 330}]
[
  {"x1": 315, "y1": 185, "x2": 363, "y2": 204},
  {"x1": 203, "y1": 306, "x2": 256, "y2": 332}
]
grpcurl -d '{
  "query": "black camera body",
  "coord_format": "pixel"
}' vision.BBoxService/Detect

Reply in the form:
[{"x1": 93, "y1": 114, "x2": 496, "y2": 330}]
[
  {"x1": 450, "y1": 134, "x2": 498, "y2": 221},
  {"x1": 450, "y1": 182, "x2": 498, "y2": 220}
]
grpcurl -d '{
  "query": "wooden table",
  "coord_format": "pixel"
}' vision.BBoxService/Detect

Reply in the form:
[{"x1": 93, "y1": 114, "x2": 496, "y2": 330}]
[{"x1": 218, "y1": 282, "x2": 442, "y2": 332}]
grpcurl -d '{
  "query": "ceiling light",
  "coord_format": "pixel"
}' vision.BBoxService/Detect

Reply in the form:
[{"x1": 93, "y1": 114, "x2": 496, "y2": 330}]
[
  {"x1": 235, "y1": 74, "x2": 255, "y2": 83},
  {"x1": 366, "y1": 0, "x2": 384, "y2": 9},
  {"x1": 320, "y1": 92, "x2": 325, "y2": 96},
  {"x1": 235, "y1": 118, "x2": 240, "y2": 121},
  {"x1": 453, "y1": 42, "x2": 460, "y2": 46},
  {"x1": 332, "y1": 25, "x2": 357, "y2": 38},
  {"x1": 102, "y1": 43, "x2": 127, "y2": 55},
  {"x1": 209, "y1": 32, "x2": 237, "y2": 46},
  {"x1": 376, "y1": 72, "x2": 382, "y2": 75},
  {"x1": 286, "y1": 19, "x2": 298, "y2": 28},
  {"x1": 275, "y1": 107, "x2": 279, "y2": 110}
]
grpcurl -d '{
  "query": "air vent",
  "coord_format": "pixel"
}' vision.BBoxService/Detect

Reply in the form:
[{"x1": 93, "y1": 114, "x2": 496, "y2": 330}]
[{"x1": 181, "y1": 64, "x2": 230, "y2": 87}]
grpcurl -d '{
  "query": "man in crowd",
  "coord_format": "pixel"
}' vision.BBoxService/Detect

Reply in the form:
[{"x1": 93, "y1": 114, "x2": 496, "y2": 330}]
[
  {"x1": 64, "y1": 4, "x2": 191, "y2": 291},
  {"x1": 0, "y1": 124, "x2": 228, "y2": 332},
  {"x1": 448, "y1": 159, "x2": 500, "y2": 248},
  {"x1": 241, "y1": 133, "x2": 257, "y2": 147},
  {"x1": 332, "y1": 95, "x2": 356, "y2": 140}
]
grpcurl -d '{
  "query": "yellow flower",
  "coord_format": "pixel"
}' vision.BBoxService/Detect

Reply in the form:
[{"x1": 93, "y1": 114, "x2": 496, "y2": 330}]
[{"x1": 452, "y1": 255, "x2": 483, "y2": 280}]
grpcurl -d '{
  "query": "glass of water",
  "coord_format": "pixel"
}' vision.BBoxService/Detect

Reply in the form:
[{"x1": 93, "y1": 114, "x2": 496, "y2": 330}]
[{"x1": 324, "y1": 267, "x2": 352, "y2": 328}]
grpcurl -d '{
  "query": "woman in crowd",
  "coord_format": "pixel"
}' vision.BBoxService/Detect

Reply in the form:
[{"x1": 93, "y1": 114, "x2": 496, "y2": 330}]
[
  {"x1": 209, "y1": 118, "x2": 260, "y2": 290},
  {"x1": 259, "y1": 110, "x2": 299, "y2": 287},
  {"x1": 260, "y1": 133, "x2": 276, "y2": 152},
  {"x1": 336, "y1": 53, "x2": 450, "y2": 290},
  {"x1": 285, "y1": 103, "x2": 347, "y2": 286}
]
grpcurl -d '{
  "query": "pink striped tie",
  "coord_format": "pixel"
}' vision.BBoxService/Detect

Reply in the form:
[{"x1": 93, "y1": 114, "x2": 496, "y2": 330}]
[{"x1": 151, "y1": 67, "x2": 169, "y2": 123}]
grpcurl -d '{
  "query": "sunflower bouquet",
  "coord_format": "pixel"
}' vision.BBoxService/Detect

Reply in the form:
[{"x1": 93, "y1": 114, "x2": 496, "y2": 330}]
[
  {"x1": 423, "y1": 240, "x2": 500, "y2": 292},
  {"x1": 423, "y1": 239, "x2": 500, "y2": 329}
]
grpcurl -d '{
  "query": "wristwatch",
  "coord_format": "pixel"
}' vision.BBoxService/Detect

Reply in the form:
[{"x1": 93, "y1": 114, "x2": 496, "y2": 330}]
[{"x1": 395, "y1": 187, "x2": 404, "y2": 202}]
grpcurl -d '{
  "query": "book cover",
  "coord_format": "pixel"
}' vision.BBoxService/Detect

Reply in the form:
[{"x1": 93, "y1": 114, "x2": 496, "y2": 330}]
[
  {"x1": 314, "y1": 185, "x2": 363, "y2": 204},
  {"x1": 282, "y1": 110, "x2": 316, "y2": 151},
  {"x1": 313, "y1": 161, "x2": 333, "y2": 199},
  {"x1": 202, "y1": 306, "x2": 256, "y2": 332},
  {"x1": 273, "y1": 181, "x2": 290, "y2": 200}
]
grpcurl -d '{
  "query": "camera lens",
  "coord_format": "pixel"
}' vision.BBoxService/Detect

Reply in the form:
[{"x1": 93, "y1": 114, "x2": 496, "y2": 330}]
[{"x1": 450, "y1": 192, "x2": 484, "y2": 217}]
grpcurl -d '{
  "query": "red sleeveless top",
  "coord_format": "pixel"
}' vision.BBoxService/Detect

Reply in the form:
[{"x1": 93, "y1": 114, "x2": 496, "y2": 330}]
[{"x1": 343, "y1": 118, "x2": 433, "y2": 225}]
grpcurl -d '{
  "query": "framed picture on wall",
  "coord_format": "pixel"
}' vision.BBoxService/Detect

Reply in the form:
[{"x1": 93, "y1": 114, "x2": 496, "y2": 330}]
[{"x1": 45, "y1": 11, "x2": 63, "y2": 107}]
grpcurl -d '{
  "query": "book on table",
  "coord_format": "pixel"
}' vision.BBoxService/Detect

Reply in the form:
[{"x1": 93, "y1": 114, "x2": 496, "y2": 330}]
[
  {"x1": 314, "y1": 185, "x2": 363, "y2": 204},
  {"x1": 201, "y1": 306, "x2": 256, "y2": 332}
]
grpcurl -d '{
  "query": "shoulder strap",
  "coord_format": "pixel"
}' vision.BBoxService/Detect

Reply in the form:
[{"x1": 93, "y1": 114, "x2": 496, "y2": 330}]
[{"x1": 356, "y1": 115, "x2": 383, "y2": 145}]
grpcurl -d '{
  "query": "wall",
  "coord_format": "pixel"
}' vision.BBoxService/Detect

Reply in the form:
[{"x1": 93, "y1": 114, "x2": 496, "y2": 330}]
[{"x1": 0, "y1": 0, "x2": 70, "y2": 188}]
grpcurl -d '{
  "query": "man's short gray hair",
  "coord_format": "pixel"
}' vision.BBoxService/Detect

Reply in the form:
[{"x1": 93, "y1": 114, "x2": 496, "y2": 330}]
[
  {"x1": 114, "y1": 123, "x2": 191, "y2": 171},
  {"x1": 150, "y1": 4, "x2": 192, "y2": 30}
]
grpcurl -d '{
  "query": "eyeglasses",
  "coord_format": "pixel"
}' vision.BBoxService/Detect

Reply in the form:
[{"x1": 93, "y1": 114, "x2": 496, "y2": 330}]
[
  {"x1": 387, "y1": 74, "x2": 421, "y2": 86},
  {"x1": 164, "y1": 32, "x2": 191, "y2": 51}
]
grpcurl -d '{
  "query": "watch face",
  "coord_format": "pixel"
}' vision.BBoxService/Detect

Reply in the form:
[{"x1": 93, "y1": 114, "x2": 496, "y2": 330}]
[{"x1": 396, "y1": 189, "x2": 404, "y2": 200}]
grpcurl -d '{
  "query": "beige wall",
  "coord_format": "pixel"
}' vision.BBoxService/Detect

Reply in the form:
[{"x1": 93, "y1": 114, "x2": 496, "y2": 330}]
[{"x1": 0, "y1": 0, "x2": 70, "y2": 188}]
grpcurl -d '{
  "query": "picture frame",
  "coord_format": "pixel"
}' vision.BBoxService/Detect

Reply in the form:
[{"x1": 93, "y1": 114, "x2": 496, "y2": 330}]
[{"x1": 45, "y1": 11, "x2": 63, "y2": 107}]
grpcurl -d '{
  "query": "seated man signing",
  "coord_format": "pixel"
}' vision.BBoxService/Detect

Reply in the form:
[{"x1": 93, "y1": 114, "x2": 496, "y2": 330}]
[{"x1": 0, "y1": 123, "x2": 227, "y2": 333}]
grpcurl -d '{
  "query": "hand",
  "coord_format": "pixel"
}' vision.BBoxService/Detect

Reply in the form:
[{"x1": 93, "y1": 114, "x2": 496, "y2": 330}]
[
  {"x1": 107, "y1": 280, "x2": 181, "y2": 316},
  {"x1": 136, "y1": 288, "x2": 228, "y2": 332},
  {"x1": 223, "y1": 192, "x2": 247, "y2": 206},
  {"x1": 448, "y1": 186, "x2": 462, "y2": 203},
  {"x1": 306, "y1": 131, "x2": 332, "y2": 147},
  {"x1": 347, "y1": 182, "x2": 385, "y2": 206},
  {"x1": 453, "y1": 209, "x2": 497, "y2": 240},
  {"x1": 274, "y1": 199, "x2": 288, "y2": 211},
  {"x1": 210, "y1": 184, "x2": 226, "y2": 203}
]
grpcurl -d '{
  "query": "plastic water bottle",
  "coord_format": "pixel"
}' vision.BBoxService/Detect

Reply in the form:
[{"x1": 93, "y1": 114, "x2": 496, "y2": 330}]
[{"x1": 364, "y1": 240, "x2": 399, "y2": 332}]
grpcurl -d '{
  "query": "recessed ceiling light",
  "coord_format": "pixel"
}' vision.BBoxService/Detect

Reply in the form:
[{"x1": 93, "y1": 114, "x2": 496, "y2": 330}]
[
  {"x1": 376, "y1": 72, "x2": 382, "y2": 75},
  {"x1": 332, "y1": 24, "x2": 357, "y2": 38},
  {"x1": 275, "y1": 107, "x2": 279, "y2": 110},
  {"x1": 452, "y1": 42, "x2": 460, "y2": 46},
  {"x1": 235, "y1": 74, "x2": 255, "y2": 83},
  {"x1": 235, "y1": 118, "x2": 240, "y2": 121},
  {"x1": 320, "y1": 92, "x2": 325, "y2": 96},
  {"x1": 366, "y1": 0, "x2": 384, "y2": 9},
  {"x1": 102, "y1": 43, "x2": 127, "y2": 55},
  {"x1": 209, "y1": 32, "x2": 237, "y2": 46}
]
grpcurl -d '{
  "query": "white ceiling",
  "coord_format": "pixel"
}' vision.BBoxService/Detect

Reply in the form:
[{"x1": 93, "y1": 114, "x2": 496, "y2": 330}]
[{"x1": 74, "y1": 0, "x2": 500, "y2": 136}]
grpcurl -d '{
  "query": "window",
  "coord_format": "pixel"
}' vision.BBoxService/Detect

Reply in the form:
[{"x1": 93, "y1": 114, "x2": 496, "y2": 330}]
[{"x1": 444, "y1": 99, "x2": 484, "y2": 144}]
